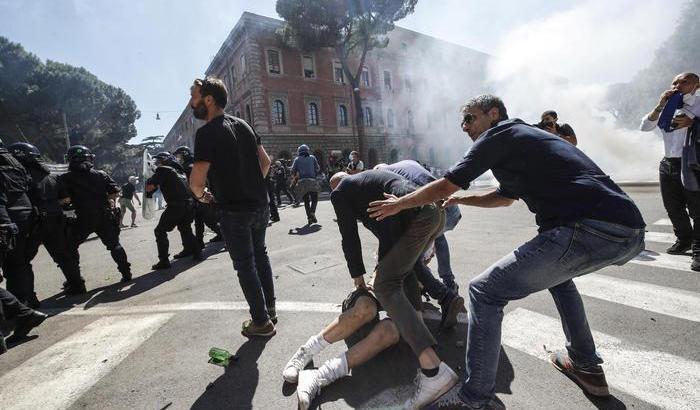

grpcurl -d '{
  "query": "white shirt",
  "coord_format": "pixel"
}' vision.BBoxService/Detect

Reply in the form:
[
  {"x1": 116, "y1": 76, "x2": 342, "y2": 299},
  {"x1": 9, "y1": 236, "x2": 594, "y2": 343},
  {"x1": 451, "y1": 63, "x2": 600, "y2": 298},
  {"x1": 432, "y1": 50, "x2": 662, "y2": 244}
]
[{"x1": 640, "y1": 92, "x2": 700, "y2": 158}]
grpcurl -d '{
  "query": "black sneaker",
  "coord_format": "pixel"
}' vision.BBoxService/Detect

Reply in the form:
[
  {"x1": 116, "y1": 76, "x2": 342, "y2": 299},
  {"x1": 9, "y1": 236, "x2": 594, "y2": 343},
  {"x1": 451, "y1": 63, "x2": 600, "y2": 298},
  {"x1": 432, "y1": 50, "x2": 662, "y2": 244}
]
[
  {"x1": 9, "y1": 311, "x2": 48, "y2": 341},
  {"x1": 439, "y1": 294, "x2": 465, "y2": 330},
  {"x1": 549, "y1": 350, "x2": 610, "y2": 397},
  {"x1": 309, "y1": 213, "x2": 317, "y2": 224},
  {"x1": 64, "y1": 281, "x2": 87, "y2": 295},
  {"x1": 120, "y1": 271, "x2": 133, "y2": 282},
  {"x1": 173, "y1": 250, "x2": 192, "y2": 259},
  {"x1": 152, "y1": 260, "x2": 171, "y2": 270},
  {"x1": 667, "y1": 240, "x2": 692, "y2": 255}
]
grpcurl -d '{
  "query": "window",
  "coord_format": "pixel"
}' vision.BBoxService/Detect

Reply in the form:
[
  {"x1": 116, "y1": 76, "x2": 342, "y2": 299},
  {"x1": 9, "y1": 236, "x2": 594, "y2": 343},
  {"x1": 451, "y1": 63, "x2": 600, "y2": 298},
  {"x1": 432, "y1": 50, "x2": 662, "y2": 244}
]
[
  {"x1": 401, "y1": 42, "x2": 408, "y2": 52},
  {"x1": 338, "y1": 104, "x2": 348, "y2": 127},
  {"x1": 364, "y1": 107, "x2": 373, "y2": 127},
  {"x1": 302, "y1": 55, "x2": 315, "y2": 78},
  {"x1": 333, "y1": 61, "x2": 345, "y2": 83},
  {"x1": 267, "y1": 49, "x2": 281, "y2": 74},
  {"x1": 245, "y1": 104, "x2": 252, "y2": 124},
  {"x1": 308, "y1": 103, "x2": 319, "y2": 126},
  {"x1": 240, "y1": 54, "x2": 247, "y2": 75},
  {"x1": 387, "y1": 109, "x2": 394, "y2": 128},
  {"x1": 361, "y1": 67, "x2": 370, "y2": 87},
  {"x1": 383, "y1": 70, "x2": 392, "y2": 90},
  {"x1": 229, "y1": 65, "x2": 237, "y2": 88},
  {"x1": 272, "y1": 100, "x2": 286, "y2": 125}
]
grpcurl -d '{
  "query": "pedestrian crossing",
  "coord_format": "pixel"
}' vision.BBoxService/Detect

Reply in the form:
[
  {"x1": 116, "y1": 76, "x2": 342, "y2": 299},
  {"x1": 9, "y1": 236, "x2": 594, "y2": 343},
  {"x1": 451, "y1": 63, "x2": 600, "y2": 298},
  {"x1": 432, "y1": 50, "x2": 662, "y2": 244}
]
[{"x1": 0, "y1": 217, "x2": 697, "y2": 410}]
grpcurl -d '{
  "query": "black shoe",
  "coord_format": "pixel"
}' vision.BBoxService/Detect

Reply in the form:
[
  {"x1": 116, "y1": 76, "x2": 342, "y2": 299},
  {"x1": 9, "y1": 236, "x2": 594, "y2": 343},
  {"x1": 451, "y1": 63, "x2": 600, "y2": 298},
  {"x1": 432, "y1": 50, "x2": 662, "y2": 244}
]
[
  {"x1": 439, "y1": 294, "x2": 465, "y2": 330},
  {"x1": 120, "y1": 271, "x2": 132, "y2": 282},
  {"x1": 64, "y1": 281, "x2": 87, "y2": 295},
  {"x1": 268, "y1": 306, "x2": 278, "y2": 324},
  {"x1": 270, "y1": 216, "x2": 280, "y2": 223},
  {"x1": 667, "y1": 240, "x2": 692, "y2": 254},
  {"x1": 152, "y1": 260, "x2": 171, "y2": 270},
  {"x1": 193, "y1": 252, "x2": 205, "y2": 262},
  {"x1": 0, "y1": 335, "x2": 7, "y2": 355},
  {"x1": 309, "y1": 213, "x2": 317, "y2": 224},
  {"x1": 209, "y1": 234, "x2": 224, "y2": 243},
  {"x1": 692, "y1": 254, "x2": 700, "y2": 272},
  {"x1": 173, "y1": 250, "x2": 192, "y2": 259},
  {"x1": 10, "y1": 311, "x2": 48, "y2": 341},
  {"x1": 549, "y1": 350, "x2": 610, "y2": 397},
  {"x1": 27, "y1": 295, "x2": 41, "y2": 309}
]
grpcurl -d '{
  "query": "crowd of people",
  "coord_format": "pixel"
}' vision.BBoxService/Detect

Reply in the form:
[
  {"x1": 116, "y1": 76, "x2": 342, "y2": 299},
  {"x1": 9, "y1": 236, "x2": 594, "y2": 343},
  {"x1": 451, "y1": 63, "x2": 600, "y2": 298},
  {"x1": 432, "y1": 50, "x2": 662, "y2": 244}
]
[{"x1": 1, "y1": 71, "x2": 698, "y2": 410}]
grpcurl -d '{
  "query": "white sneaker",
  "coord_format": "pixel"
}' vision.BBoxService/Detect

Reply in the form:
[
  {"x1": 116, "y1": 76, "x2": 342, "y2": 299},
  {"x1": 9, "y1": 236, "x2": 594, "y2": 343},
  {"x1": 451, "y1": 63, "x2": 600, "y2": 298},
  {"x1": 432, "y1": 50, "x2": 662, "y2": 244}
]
[
  {"x1": 297, "y1": 369, "x2": 328, "y2": 410},
  {"x1": 403, "y1": 362, "x2": 458, "y2": 410},
  {"x1": 283, "y1": 345, "x2": 314, "y2": 383}
]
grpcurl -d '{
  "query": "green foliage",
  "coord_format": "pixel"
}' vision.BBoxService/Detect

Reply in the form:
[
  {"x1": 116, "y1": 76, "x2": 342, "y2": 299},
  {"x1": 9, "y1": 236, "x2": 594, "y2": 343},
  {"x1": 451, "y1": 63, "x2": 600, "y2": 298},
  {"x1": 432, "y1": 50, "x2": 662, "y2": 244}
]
[
  {"x1": 606, "y1": 0, "x2": 700, "y2": 128},
  {"x1": 0, "y1": 36, "x2": 141, "y2": 181}
]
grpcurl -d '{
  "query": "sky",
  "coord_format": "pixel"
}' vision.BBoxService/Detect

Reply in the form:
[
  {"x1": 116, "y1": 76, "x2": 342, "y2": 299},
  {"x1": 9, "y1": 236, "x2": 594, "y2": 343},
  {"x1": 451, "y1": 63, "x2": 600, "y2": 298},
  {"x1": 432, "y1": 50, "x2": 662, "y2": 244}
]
[{"x1": 0, "y1": 0, "x2": 687, "y2": 144}]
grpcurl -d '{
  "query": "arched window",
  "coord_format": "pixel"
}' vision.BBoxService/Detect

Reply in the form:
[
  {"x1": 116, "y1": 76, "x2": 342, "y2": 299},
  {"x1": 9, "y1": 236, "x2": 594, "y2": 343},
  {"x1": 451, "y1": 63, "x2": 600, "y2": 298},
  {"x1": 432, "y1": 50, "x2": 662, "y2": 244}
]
[
  {"x1": 387, "y1": 109, "x2": 394, "y2": 128},
  {"x1": 272, "y1": 100, "x2": 286, "y2": 125},
  {"x1": 338, "y1": 104, "x2": 348, "y2": 127},
  {"x1": 364, "y1": 107, "x2": 373, "y2": 127},
  {"x1": 245, "y1": 104, "x2": 252, "y2": 124},
  {"x1": 308, "y1": 102, "x2": 319, "y2": 126}
]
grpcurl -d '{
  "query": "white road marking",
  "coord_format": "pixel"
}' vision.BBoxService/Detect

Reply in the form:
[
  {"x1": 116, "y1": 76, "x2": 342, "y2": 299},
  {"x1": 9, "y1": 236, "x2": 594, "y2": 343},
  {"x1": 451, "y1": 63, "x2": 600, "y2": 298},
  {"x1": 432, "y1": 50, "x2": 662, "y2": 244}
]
[
  {"x1": 630, "y1": 250, "x2": 694, "y2": 272},
  {"x1": 48, "y1": 301, "x2": 470, "y2": 324},
  {"x1": 644, "y1": 231, "x2": 676, "y2": 244},
  {"x1": 576, "y1": 274, "x2": 700, "y2": 322},
  {"x1": 502, "y1": 308, "x2": 700, "y2": 410},
  {"x1": 653, "y1": 218, "x2": 672, "y2": 226},
  {"x1": 0, "y1": 314, "x2": 172, "y2": 410}
]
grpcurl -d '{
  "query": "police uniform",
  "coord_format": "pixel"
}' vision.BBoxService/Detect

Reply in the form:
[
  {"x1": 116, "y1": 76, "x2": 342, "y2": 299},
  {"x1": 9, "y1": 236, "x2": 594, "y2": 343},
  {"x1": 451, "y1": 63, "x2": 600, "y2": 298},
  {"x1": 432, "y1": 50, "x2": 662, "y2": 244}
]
[
  {"x1": 59, "y1": 156, "x2": 132, "y2": 282},
  {"x1": 20, "y1": 158, "x2": 86, "y2": 293},
  {"x1": 181, "y1": 155, "x2": 221, "y2": 248},
  {"x1": 147, "y1": 159, "x2": 199, "y2": 266},
  {"x1": 0, "y1": 146, "x2": 36, "y2": 306}
]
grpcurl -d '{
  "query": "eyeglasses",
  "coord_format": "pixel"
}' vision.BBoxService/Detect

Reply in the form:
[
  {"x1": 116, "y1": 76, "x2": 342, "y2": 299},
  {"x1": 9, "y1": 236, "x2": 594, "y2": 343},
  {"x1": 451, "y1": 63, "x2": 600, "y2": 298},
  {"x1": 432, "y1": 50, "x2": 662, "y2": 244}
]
[{"x1": 461, "y1": 113, "x2": 475, "y2": 125}]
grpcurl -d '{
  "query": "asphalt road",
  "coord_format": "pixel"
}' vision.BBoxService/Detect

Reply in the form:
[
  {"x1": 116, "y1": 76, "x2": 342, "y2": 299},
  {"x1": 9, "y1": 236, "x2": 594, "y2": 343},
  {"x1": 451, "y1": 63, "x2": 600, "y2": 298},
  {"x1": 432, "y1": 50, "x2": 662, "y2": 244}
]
[{"x1": 1, "y1": 186, "x2": 698, "y2": 410}]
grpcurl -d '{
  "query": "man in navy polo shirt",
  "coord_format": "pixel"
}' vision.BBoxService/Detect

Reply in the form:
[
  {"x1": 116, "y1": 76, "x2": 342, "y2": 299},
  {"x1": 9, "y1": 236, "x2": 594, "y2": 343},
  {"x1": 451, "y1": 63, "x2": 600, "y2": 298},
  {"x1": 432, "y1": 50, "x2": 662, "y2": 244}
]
[{"x1": 368, "y1": 95, "x2": 645, "y2": 409}]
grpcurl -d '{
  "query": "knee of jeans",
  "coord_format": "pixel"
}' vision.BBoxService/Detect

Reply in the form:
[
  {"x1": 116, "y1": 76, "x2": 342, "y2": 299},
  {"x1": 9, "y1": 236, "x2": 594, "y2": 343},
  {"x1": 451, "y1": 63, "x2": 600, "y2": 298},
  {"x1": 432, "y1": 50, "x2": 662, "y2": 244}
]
[
  {"x1": 375, "y1": 319, "x2": 400, "y2": 346},
  {"x1": 468, "y1": 276, "x2": 504, "y2": 306}
]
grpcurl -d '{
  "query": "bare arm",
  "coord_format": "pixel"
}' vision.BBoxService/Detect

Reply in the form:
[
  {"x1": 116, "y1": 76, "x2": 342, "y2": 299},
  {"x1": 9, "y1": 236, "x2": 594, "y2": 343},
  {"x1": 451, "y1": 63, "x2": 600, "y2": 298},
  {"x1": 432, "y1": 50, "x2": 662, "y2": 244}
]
[
  {"x1": 190, "y1": 161, "x2": 212, "y2": 203},
  {"x1": 258, "y1": 145, "x2": 271, "y2": 178},
  {"x1": 444, "y1": 188, "x2": 515, "y2": 208},
  {"x1": 646, "y1": 89, "x2": 676, "y2": 122},
  {"x1": 367, "y1": 178, "x2": 460, "y2": 220}
]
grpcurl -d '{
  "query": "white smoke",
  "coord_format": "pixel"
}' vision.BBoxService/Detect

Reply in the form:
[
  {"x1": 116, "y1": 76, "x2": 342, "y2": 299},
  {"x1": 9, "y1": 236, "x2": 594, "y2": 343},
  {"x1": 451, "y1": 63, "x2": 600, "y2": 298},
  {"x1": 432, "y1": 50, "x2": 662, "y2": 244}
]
[{"x1": 486, "y1": 0, "x2": 684, "y2": 181}]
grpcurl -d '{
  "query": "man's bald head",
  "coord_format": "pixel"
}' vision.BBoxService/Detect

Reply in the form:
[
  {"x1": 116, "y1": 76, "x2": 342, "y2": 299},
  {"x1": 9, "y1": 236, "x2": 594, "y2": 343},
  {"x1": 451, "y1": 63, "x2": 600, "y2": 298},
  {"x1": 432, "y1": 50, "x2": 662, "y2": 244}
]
[
  {"x1": 330, "y1": 172, "x2": 349, "y2": 190},
  {"x1": 673, "y1": 72, "x2": 700, "y2": 95}
]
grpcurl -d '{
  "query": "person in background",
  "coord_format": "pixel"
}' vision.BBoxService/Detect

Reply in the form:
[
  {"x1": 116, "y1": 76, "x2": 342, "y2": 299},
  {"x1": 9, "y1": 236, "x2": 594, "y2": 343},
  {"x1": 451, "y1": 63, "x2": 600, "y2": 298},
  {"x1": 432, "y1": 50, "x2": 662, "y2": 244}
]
[
  {"x1": 273, "y1": 160, "x2": 295, "y2": 206},
  {"x1": 539, "y1": 110, "x2": 577, "y2": 146},
  {"x1": 292, "y1": 144, "x2": 321, "y2": 225},
  {"x1": 119, "y1": 176, "x2": 141, "y2": 228},
  {"x1": 346, "y1": 150, "x2": 364, "y2": 174}
]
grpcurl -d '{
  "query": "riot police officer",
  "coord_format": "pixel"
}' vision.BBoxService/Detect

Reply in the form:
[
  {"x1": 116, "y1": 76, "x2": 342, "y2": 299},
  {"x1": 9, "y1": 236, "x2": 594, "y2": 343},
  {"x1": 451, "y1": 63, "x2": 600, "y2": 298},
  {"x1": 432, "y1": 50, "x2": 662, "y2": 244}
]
[
  {"x1": 58, "y1": 145, "x2": 132, "y2": 282},
  {"x1": 0, "y1": 137, "x2": 39, "y2": 307},
  {"x1": 147, "y1": 152, "x2": 201, "y2": 270},
  {"x1": 9, "y1": 142, "x2": 87, "y2": 295},
  {"x1": 173, "y1": 145, "x2": 222, "y2": 248}
]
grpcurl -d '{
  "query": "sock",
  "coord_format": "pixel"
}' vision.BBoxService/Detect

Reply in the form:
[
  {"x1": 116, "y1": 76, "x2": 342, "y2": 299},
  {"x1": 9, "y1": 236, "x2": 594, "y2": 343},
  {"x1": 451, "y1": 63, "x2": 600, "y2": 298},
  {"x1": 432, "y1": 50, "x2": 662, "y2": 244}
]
[
  {"x1": 318, "y1": 352, "x2": 350, "y2": 383},
  {"x1": 421, "y1": 366, "x2": 439, "y2": 377},
  {"x1": 305, "y1": 333, "x2": 330, "y2": 355}
]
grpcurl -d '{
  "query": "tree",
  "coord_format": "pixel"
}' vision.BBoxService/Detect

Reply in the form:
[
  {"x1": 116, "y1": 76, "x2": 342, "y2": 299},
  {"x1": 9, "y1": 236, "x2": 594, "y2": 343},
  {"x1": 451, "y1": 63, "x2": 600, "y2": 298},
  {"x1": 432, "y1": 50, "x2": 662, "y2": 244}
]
[
  {"x1": 276, "y1": 0, "x2": 417, "y2": 157},
  {"x1": 605, "y1": 0, "x2": 700, "y2": 129},
  {"x1": 0, "y1": 36, "x2": 141, "y2": 181}
]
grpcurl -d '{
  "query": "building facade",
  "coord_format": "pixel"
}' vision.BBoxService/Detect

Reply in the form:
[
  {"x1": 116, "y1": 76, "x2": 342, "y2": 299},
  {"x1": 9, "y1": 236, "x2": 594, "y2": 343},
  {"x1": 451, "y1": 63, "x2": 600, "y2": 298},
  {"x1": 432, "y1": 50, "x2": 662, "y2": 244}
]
[{"x1": 165, "y1": 12, "x2": 490, "y2": 170}]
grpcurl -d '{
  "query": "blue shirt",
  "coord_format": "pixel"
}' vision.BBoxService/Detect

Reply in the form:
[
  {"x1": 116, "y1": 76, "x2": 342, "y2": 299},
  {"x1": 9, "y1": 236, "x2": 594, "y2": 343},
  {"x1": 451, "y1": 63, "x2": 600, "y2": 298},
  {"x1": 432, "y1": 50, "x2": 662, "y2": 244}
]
[
  {"x1": 444, "y1": 119, "x2": 645, "y2": 231},
  {"x1": 292, "y1": 154, "x2": 320, "y2": 179},
  {"x1": 383, "y1": 160, "x2": 436, "y2": 186}
]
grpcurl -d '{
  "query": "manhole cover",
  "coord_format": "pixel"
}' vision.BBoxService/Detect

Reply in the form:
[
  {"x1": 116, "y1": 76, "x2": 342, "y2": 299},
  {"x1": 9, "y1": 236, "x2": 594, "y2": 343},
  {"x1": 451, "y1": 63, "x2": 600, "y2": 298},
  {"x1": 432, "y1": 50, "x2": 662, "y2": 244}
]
[{"x1": 287, "y1": 255, "x2": 341, "y2": 274}]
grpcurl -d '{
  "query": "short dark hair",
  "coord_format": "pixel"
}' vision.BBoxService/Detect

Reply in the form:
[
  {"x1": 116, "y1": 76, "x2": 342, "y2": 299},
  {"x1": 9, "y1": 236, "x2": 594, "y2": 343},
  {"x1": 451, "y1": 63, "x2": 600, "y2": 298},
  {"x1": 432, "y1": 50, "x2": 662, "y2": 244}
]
[
  {"x1": 681, "y1": 72, "x2": 699, "y2": 84},
  {"x1": 460, "y1": 95, "x2": 508, "y2": 120},
  {"x1": 194, "y1": 77, "x2": 228, "y2": 108},
  {"x1": 541, "y1": 110, "x2": 558, "y2": 120}
]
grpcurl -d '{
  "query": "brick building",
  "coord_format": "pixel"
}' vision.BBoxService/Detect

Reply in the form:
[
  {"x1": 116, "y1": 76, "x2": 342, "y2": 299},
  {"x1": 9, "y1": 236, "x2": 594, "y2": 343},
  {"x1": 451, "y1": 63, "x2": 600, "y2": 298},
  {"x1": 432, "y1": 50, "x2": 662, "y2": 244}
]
[{"x1": 164, "y1": 12, "x2": 490, "y2": 170}]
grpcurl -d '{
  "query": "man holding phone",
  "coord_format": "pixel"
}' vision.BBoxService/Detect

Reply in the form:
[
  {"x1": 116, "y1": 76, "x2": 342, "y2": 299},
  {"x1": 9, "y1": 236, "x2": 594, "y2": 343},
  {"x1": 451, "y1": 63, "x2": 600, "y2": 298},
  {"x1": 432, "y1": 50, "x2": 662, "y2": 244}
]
[{"x1": 640, "y1": 72, "x2": 700, "y2": 269}]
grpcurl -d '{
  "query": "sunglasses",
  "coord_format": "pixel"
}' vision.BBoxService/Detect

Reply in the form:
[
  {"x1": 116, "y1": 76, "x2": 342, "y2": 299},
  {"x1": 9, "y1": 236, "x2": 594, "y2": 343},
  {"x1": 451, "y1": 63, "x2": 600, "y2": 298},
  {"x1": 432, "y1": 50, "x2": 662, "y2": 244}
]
[{"x1": 461, "y1": 113, "x2": 476, "y2": 125}]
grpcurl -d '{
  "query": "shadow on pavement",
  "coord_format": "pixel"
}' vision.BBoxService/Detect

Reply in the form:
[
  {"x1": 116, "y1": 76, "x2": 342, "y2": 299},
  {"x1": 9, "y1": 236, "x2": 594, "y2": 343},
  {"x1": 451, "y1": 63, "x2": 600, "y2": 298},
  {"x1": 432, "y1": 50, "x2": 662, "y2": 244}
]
[
  {"x1": 191, "y1": 337, "x2": 270, "y2": 410},
  {"x1": 288, "y1": 224, "x2": 322, "y2": 235},
  {"x1": 39, "y1": 243, "x2": 226, "y2": 312}
]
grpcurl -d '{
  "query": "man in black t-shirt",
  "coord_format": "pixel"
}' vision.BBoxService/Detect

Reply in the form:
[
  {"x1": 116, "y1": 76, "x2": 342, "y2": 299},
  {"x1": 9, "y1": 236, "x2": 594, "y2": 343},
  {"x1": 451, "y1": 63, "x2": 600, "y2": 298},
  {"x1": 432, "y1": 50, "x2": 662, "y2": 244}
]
[
  {"x1": 188, "y1": 77, "x2": 276, "y2": 338},
  {"x1": 119, "y1": 176, "x2": 141, "y2": 228},
  {"x1": 368, "y1": 95, "x2": 645, "y2": 408},
  {"x1": 146, "y1": 152, "x2": 200, "y2": 269}
]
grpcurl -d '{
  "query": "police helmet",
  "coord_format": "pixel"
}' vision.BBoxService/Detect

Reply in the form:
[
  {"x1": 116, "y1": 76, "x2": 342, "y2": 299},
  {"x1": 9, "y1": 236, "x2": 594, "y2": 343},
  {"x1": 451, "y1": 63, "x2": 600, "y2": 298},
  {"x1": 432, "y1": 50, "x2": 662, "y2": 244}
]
[
  {"x1": 8, "y1": 142, "x2": 41, "y2": 160},
  {"x1": 173, "y1": 146, "x2": 192, "y2": 159},
  {"x1": 65, "y1": 145, "x2": 95, "y2": 163},
  {"x1": 153, "y1": 151, "x2": 174, "y2": 166}
]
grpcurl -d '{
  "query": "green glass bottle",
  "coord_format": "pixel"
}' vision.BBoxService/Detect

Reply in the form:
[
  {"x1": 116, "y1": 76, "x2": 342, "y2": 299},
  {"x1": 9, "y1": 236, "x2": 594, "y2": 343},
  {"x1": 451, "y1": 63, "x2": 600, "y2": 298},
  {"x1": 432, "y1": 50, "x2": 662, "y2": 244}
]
[{"x1": 208, "y1": 347, "x2": 233, "y2": 367}]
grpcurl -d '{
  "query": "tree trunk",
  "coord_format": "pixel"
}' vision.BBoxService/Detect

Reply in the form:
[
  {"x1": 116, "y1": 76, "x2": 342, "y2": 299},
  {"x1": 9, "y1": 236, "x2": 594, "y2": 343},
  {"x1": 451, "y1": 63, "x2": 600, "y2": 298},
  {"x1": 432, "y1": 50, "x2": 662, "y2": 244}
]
[{"x1": 350, "y1": 78, "x2": 366, "y2": 160}]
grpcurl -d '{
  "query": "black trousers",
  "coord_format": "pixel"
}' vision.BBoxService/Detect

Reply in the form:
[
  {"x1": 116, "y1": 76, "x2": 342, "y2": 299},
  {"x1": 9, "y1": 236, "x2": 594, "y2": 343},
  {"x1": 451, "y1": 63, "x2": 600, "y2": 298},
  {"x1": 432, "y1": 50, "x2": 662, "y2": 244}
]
[
  {"x1": 72, "y1": 209, "x2": 131, "y2": 276},
  {"x1": 659, "y1": 157, "x2": 700, "y2": 244},
  {"x1": 154, "y1": 201, "x2": 197, "y2": 260},
  {"x1": 0, "y1": 287, "x2": 33, "y2": 339},
  {"x1": 303, "y1": 192, "x2": 318, "y2": 218},
  {"x1": 274, "y1": 182, "x2": 295, "y2": 205},
  {"x1": 194, "y1": 202, "x2": 221, "y2": 248},
  {"x1": 3, "y1": 211, "x2": 35, "y2": 305},
  {"x1": 26, "y1": 214, "x2": 83, "y2": 286},
  {"x1": 267, "y1": 183, "x2": 279, "y2": 220}
]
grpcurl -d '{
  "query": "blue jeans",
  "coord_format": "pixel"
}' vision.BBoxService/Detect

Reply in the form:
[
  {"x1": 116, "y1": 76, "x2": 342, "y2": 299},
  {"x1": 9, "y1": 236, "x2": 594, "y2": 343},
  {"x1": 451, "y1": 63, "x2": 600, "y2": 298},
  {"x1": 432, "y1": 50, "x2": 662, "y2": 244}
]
[
  {"x1": 219, "y1": 207, "x2": 276, "y2": 325},
  {"x1": 435, "y1": 205, "x2": 462, "y2": 285},
  {"x1": 459, "y1": 219, "x2": 645, "y2": 406}
]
